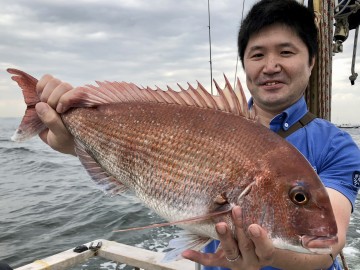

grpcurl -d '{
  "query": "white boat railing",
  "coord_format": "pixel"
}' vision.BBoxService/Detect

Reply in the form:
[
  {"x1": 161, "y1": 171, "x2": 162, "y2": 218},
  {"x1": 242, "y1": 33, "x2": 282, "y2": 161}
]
[{"x1": 15, "y1": 239, "x2": 196, "y2": 270}]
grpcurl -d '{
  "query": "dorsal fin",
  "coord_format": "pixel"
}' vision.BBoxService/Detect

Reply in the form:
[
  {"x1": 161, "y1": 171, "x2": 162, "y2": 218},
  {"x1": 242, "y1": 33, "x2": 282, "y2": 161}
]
[{"x1": 56, "y1": 75, "x2": 255, "y2": 120}]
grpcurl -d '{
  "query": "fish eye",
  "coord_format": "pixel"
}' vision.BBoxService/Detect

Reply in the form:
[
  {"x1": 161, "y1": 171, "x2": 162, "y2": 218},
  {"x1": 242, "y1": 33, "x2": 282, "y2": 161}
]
[{"x1": 289, "y1": 186, "x2": 310, "y2": 205}]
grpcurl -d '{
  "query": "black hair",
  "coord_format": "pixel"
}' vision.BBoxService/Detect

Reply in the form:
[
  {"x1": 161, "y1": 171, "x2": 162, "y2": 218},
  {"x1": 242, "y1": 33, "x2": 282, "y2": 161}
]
[{"x1": 238, "y1": 0, "x2": 318, "y2": 67}]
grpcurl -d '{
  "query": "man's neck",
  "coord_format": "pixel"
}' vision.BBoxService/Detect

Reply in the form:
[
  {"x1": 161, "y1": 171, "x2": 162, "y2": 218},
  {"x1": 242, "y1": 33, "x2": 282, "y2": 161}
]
[{"x1": 253, "y1": 104, "x2": 279, "y2": 128}]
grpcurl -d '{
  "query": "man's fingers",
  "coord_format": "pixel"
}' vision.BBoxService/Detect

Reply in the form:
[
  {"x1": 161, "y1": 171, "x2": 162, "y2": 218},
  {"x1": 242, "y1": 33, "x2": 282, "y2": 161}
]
[
  {"x1": 36, "y1": 74, "x2": 74, "y2": 112},
  {"x1": 216, "y1": 222, "x2": 241, "y2": 260},
  {"x1": 56, "y1": 87, "x2": 81, "y2": 113},
  {"x1": 182, "y1": 249, "x2": 222, "y2": 266},
  {"x1": 232, "y1": 206, "x2": 259, "y2": 264},
  {"x1": 37, "y1": 77, "x2": 61, "y2": 102},
  {"x1": 35, "y1": 102, "x2": 67, "y2": 135},
  {"x1": 248, "y1": 224, "x2": 275, "y2": 264},
  {"x1": 35, "y1": 102, "x2": 76, "y2": 155},
  {"x1": 46, "y1": 82, "x2": 74, "y2": 110},
  {"x1": 36, "y1": 74, "x2": 53, "y2": 97}
]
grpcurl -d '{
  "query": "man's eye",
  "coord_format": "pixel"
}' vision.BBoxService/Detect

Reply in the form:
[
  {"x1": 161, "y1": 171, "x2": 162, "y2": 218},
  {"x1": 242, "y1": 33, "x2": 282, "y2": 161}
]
[
  {"x1": 251, "y1": 53, "x2": 263, "y2": 58},
  {"x1": 281, "y1": 51, "x2": 294, "y2": 56}
]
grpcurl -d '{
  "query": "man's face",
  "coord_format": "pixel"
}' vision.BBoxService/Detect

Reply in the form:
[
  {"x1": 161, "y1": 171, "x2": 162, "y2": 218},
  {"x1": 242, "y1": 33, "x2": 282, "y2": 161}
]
[{"x1": 243, "y1": 23, "x2": 315, "y2": 114}]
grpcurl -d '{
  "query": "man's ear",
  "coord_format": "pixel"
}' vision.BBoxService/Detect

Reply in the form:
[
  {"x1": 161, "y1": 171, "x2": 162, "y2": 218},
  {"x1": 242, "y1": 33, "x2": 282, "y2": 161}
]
[{"x1": 309, "y1": 56, "x2": 316, "y2": 71}]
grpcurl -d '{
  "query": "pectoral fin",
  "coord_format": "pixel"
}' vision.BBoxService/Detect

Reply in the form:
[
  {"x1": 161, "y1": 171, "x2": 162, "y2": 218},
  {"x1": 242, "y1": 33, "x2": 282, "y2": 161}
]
[
  {"x1": 75, "y1": 139, "x2": 128, "y2": 195},
  {"x1": 113, "y1": 205, "x2": 232, "y2": 233}
]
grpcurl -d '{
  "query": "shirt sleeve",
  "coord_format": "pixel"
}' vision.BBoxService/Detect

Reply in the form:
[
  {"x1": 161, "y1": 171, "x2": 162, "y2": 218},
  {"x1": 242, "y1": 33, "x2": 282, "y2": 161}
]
[{"x1": 317, "y1": 130, "x2": 360, "y2": 212}]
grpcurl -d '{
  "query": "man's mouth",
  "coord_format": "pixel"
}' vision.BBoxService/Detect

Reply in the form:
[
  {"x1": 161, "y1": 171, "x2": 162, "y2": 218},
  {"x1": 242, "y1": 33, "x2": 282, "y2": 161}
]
[
  {"x1": 264, "y1": 81, "x2": 279, "y2": 86},
  {"x1": 256, "y1": 77, "x2": 286, "y2": 89}
]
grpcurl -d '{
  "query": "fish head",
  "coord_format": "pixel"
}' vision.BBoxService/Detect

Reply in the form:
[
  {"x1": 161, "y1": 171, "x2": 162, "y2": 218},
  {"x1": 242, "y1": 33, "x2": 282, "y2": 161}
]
[
  {"x1": 281, "y1": 179, "x2": 338, "y2": 254},
  {"x1": 238, "y1": 154, "x2": 338, "y2": 254}
]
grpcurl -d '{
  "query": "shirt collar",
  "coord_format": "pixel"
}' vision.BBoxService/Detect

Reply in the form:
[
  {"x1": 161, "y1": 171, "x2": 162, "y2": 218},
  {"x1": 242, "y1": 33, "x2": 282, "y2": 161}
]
[{"x1": 248, "y1": 96, "x2": 308, "y2": 133}]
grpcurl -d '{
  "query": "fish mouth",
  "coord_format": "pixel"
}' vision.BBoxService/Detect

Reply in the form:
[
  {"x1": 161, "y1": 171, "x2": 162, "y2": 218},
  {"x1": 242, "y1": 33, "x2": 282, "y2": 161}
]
[{"x1": 300, "y1": 235, "x2": 338, "y2": 254}]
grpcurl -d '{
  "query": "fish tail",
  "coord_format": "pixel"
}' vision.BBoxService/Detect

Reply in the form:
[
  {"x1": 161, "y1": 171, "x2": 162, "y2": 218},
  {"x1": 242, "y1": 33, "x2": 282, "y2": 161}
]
[{"x1": 7, "y1": 68, "x2": 45, "y2": 142}]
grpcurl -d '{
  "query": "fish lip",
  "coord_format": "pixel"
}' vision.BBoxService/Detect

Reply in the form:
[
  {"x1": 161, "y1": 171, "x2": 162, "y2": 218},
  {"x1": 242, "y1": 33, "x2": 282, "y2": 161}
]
[{"x1": 300, "y1": 235, "x2": 338, "y2": 253}]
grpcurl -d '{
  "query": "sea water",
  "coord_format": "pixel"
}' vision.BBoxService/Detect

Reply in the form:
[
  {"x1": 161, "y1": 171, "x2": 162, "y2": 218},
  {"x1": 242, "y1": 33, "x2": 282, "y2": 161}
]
[{"x1": 1, "y1": 118, "x2": 359, "y2": 269}]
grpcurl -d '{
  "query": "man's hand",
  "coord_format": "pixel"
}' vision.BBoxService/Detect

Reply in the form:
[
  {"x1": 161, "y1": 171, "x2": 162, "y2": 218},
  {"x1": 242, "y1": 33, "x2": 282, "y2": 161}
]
[
  {"x1": 35, "y1": 74, "x2": 76, "y2": 155},
  {"x1": 182, "y1": 206, "x2": 275, "y2": 270}
]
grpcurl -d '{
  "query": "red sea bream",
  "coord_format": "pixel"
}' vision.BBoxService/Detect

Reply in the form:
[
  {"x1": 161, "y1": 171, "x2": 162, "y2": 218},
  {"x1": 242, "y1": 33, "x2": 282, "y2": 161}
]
[{"x1": 8, "y1": 68, "x2": 338, "y2": 261}]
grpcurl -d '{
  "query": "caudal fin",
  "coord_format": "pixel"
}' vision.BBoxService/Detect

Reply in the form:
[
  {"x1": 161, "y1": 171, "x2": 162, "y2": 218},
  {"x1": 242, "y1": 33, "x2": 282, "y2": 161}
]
[{"x1": 7, "y1": 68, "x2": 45, "y2": 142}]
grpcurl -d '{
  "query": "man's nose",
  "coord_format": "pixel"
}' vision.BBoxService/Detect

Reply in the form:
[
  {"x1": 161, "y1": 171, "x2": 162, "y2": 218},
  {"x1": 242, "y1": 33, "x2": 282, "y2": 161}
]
[{"x1": 263, "y1": 56, "x2": 281, "y2": 74}]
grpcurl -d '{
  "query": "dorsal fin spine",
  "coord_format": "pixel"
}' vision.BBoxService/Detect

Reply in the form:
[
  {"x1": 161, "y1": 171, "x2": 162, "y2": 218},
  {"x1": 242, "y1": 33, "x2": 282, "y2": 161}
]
[
  {"x1": 169, "y1": 86, "x2": 187, "y2": 106},
  {"x1": 176, "y1": 84, "x2": 195, "y2": 106},
  {"x1": 96, "y1": 81, "x2": 123, "y2": 102},
  {"x1": 165, "y1": 86, "x2": 180, "y2": 104},
  {"x1": 187, "y1": 83, "x2": 207, "y2": 107},
  {"x1": 118, "y1": 82, "x2": 142, "y2": 101},
  {"x1": 82, "y1": 85, "x2": 111, "y2": 104},
  {"x1": 196, "y1": 82, "x2": 219, "y2": 110},
  {"x1": 152, "y1": 88, "x2": 168, "y2": 103},
  {"x1": 186, "y1": 83, "x2": 200, "y2": 107},
  {"x1": 223, "y1": 75, "x2": 242, "y2": 116},
  {"x1": 179, "y1": 85, "x2": 197, "y2": 106},
  {"x1": 120, "y1": 82, "x2": 139, "y2": 101},
  {"x1": 213, "y1": 79, "x2": 231, "y2": 112},
  {"x1": 142, "y1": 88, "x2": 158, "y2": 103}
]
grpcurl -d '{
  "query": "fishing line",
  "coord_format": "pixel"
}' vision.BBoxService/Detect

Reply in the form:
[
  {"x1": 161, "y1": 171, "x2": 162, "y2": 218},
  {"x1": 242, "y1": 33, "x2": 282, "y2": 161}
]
[
  {"x1": 113, "y1": 208, "x2": 232, "y2": 232},
  {"x1": 207, "y1": 0, "x2": 213, "y2": 94}
]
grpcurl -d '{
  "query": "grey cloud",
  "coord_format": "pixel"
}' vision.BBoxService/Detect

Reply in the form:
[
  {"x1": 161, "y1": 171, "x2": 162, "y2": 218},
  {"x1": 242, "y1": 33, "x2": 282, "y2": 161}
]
[{"x1": 0, "y1": 0, "x2": 358, "y2": 123}]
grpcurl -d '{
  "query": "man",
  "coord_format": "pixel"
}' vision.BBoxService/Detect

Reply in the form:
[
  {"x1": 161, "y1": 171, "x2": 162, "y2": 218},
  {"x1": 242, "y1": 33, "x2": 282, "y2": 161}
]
[
  {"x1": 34, "y1": 0, "x2": 360, "y2": 269},
  {"x1": 181, "y1": 1, "x2": 360, "y2": 269}
]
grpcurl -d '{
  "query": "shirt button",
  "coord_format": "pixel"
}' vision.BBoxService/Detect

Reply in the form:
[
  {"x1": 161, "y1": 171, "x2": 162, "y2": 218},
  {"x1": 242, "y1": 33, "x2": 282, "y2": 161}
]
[{"x1": 284, "y1": 123, "x2": 289, "y2": 128}]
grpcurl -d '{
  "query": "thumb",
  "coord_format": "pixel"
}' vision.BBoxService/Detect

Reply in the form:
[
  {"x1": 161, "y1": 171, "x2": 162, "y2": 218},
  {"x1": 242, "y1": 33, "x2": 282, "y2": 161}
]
[
  {"x1": 35, "y1": 102, "x2": 67, "y2": 135},
  {"x1": 35, "y1": 102, "x2": 76, "y2": 155}
]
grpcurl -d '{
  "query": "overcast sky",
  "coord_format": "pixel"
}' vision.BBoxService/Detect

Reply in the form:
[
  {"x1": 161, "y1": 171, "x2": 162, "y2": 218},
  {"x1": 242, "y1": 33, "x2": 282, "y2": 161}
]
[{"x1": 1, "y1": 0, "x2": 359, "y2": 124}]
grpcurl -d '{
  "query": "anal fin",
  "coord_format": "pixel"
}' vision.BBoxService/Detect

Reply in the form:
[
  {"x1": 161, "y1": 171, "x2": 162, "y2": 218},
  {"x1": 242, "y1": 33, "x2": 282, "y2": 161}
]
[{"x1": 161, "y1": 231, "x2": 212, "y2": 262}]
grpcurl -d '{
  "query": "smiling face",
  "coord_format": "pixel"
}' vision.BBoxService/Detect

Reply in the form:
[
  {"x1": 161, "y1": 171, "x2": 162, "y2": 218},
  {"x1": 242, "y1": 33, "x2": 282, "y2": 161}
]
[{"x1": 244, "y1": 24, "x2": 315, "y2": 114}]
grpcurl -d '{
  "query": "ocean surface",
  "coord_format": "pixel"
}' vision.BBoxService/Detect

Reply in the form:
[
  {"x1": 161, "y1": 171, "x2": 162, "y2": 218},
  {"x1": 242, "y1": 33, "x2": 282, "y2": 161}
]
[{"x1": 1, "y1": 117, "x2": 360, "y2": 269}]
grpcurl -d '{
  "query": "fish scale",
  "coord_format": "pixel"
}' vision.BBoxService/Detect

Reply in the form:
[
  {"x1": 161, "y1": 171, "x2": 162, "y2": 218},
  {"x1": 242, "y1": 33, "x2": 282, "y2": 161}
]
[{"x1": 8, "y1": 68, "x2": 338, "y2": 260}]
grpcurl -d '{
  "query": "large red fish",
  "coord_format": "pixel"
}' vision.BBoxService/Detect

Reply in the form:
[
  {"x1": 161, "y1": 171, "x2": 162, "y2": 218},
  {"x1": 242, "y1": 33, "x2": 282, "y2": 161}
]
[{"x1": 8, "y1": 68, "x2": 337, "y2": 261}]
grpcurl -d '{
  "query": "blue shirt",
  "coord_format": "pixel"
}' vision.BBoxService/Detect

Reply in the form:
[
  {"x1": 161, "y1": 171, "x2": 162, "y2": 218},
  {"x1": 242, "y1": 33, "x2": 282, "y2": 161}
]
[{"x1": 203, "y1": 97, "x2": 360, "y2": 270}]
